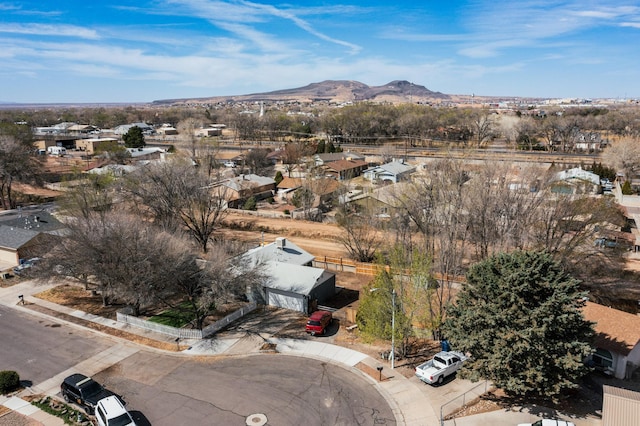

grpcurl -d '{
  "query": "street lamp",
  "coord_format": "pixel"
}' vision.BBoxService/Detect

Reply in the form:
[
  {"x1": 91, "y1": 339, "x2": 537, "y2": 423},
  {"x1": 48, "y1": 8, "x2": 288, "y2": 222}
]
[{"x1": 391, "y1": 289, "x2": 396, "y2": 369}]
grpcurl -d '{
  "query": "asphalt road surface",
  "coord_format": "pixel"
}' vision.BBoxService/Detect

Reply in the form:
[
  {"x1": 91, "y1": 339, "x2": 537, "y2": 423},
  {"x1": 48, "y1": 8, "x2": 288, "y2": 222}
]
[
  {"x1": 0, "y1": 304, "x2": 112, "y2": 385},
  {"x1": 2, "y1": 305, "x2": 395, "y2": 425},
  {"x1": 95, "y1": 351, "x2": 396, "y2": 426}
]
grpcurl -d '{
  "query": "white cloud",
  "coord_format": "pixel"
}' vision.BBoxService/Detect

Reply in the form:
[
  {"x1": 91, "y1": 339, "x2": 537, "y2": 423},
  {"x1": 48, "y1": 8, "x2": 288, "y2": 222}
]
[{"x1": 0, "y1": 23, "x2": 99, "y2": 39}]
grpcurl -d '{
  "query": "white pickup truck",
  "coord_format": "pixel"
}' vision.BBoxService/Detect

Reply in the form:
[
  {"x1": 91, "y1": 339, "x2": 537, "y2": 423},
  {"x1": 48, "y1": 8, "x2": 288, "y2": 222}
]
[{"x1": 415, "y1": 351, "x2": 467, "y2": 385}]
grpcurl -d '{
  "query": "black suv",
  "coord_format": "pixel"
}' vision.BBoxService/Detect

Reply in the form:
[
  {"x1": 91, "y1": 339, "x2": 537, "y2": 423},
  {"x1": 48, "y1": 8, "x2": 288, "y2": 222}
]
[{"x1": 60, "y1": 374, "x2": 119, "y2": 414}]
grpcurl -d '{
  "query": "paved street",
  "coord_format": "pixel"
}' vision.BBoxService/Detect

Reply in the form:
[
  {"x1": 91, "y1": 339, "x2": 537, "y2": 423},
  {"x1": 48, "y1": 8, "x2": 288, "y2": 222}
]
[
  {"x1": 0, "y1": 304, "x2": 113, "y2": 385},
  {"x1": 95, "y1": 352, "x2": 395, "y2": 426}
]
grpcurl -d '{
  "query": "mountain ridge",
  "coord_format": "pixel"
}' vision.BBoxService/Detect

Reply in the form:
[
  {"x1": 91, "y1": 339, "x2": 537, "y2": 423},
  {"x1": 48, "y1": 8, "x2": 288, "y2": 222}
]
[{"x1": 153, "y1": 80, "x2": 450, "y2": 105}]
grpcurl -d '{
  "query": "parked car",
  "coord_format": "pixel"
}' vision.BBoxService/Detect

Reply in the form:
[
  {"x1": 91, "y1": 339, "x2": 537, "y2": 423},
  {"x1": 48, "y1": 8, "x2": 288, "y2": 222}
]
[
  {"x1": 13, "y1": 257, "x2": 40, "y2": 275},
  {"x1": 415, "y1": 351, "x2": 468, "y2": 385},
  {"x1": 518, "y1": 420, "x2": 575, "y2": 426},
  {"x1": 305, "y1": 310, "x2": 332, "y2": 336},
  {"x1": 95, "y1": 396, "x2": 136, "y2": 426},
  {"x1": 60, "y1": 374, "x2": 120, "y2": 414},
  {"x1": 224, "y1": 160, "x2": 236, "y2": 168}
]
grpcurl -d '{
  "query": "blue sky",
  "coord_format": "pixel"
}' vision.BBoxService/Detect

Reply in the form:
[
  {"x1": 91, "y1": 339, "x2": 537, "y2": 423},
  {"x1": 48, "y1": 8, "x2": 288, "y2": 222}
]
[{"x1": 1, "y1": 0, "x2": 639, "y2": 103}]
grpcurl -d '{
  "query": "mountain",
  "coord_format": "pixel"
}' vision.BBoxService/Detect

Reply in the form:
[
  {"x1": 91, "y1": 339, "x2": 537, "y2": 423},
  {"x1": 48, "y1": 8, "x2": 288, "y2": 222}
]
[{"x1": 154, "y1": 80, "x2": 450, "y2": 105}]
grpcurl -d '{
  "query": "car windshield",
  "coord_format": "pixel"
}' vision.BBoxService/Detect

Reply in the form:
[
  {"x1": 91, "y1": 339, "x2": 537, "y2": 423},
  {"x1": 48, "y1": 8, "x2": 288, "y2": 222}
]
[
  {"x1": 82, "y1": 381, "x2": 103, "y2": 396},
  {"x1": 307, "y1": 320, "x2": 321, "y2": 326},
  {"x1": 108, "y1": 413, "x2": 133, "y2": 426}
]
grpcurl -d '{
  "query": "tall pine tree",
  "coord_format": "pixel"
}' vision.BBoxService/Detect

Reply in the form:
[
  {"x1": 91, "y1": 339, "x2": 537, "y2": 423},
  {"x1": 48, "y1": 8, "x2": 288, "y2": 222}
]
[{"x1": 443, "y1": 250, "x2": 594, "y2": 399}]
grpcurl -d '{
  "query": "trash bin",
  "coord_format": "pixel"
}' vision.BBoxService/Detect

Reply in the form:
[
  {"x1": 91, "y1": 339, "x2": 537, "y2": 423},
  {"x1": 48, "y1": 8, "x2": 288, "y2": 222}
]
[{"x1": 441, "y1": 339, "x2": 450, "y2": 352}]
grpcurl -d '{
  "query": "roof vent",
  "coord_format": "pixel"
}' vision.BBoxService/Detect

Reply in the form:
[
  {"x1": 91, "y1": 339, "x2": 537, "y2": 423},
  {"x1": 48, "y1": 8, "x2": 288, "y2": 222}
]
[{"x1": 275, "y1": 237, "x2": 286, "y2": 249}]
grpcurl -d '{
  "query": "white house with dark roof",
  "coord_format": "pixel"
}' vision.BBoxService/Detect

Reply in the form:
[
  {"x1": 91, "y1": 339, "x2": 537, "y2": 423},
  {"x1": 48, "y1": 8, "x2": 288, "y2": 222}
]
[{"x1": 241, "y1": 237, "x2": 335, "y2": 313}]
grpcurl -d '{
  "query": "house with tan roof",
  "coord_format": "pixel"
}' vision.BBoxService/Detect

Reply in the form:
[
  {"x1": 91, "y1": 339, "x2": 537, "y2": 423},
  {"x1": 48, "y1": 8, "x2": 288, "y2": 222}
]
[
  {"x1": 583, "y1": 301, "x2": 640, "y2": 379},
  {"x1": 276, "y1": 177, "x2": 303, "y2": 201},
  {"x1": 323, "y1": 159, "x2": 368, "y2": 181}
]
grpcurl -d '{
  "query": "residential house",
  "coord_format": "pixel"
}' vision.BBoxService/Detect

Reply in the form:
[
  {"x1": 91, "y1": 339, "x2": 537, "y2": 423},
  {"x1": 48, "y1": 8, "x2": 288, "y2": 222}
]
[
  {"x1": 0, "y1": 211, "x2": 65, "y2": 270},
  {"x1": 551, "y1": 167, "x2": 600, "y2": 194},
  {"x1": 276, "y1": 177, "x2": 303, "y2": 201},
  {"x1": 113, "y1": 122, "x2": 154, "y2": 135},
  {"x1": 67, "y1": 124, "x2": 97, "y2": 135},
  {"x1": 314, "y1": 151, "x2": 365, "y2": 167},
  {"x1": 156, "y1": 124, "x2": 178, "y2": 135},
  {"x1": 242, "y1": 237, "x2": 335, "y2": 313},
  {"x1": 349, "y1": 182, "x2": 408, "y2": 217},
  {"x1": 195, "y1": 127, "x2": 222, "y2": 137},
  {"x1": 222, "y1": 174, "x2": 276, "y2": 208},
  {"x1": 266, "y1": 149, "x2": 285, "y2": 165},
  {"x1": 323, "y1": 159, "x2": 368, "y2": 181},
  {"x1": 363, "y1": 159, "x2": 416, "y2": 184},
  {"x1": 75, "y1": 138, "x2": 119, "y2": 155},
  {"x1": 582, "y1": 301, "x2": 640, "y2": 379}
]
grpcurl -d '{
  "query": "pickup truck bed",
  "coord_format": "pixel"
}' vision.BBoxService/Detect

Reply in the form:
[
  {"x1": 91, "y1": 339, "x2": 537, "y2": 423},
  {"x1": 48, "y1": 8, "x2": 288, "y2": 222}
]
[{"x1": 415, "y1": 351, "x2": 467, "y2": 385}]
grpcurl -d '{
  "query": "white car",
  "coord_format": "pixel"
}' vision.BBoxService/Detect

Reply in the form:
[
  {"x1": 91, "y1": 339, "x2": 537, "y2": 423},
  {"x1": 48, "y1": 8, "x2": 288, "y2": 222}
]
[
  {"x1": 95, "y1": 396, "x2": 135, "y2": 426},
  {"x1": 518, "y1": 420, "x2": 576, "y2": 426}
]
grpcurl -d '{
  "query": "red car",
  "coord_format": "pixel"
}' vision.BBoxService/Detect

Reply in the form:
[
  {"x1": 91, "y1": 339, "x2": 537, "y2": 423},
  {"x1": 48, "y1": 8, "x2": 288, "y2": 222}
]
[{"x1": 305, "y1": 310, "x2": 332, "y2": 336}]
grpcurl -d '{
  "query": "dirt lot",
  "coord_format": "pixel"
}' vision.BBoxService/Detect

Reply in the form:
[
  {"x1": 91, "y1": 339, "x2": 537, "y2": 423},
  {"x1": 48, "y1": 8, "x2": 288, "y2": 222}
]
[{"x1": 218, "y1": 211, "x2": 350, "y2": 259}]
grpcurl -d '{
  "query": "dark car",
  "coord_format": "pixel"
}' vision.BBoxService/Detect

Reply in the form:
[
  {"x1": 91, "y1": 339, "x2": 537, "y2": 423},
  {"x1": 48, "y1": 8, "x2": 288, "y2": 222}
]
[
  {"x1": 305, "y1": 310, "x2": 332, "y2": 336},
  {"x1": 60, "y1": 374, "x2": 120, "y2": 414}
]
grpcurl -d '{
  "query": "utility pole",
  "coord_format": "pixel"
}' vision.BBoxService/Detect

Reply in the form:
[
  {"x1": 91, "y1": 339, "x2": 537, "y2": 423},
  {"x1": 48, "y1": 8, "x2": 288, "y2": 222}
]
[{"x1": 391, "y1": 289, "x2": 396, "y2": 369}]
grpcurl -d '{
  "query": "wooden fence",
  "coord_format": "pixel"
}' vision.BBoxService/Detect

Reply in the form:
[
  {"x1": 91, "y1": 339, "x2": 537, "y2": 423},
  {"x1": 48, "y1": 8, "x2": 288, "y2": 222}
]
[{"x1": 313, "y1": 256, "x2": 465, "y2": 283}]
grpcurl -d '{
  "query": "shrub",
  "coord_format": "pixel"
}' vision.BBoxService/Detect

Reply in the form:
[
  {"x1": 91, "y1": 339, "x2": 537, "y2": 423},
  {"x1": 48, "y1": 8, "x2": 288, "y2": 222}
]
[
  {"x1": 243, "y1": 196, "x2": 257, "y2": 211},
  {"x1": 0, "y1": 370, "x2": 20, "y2": 394}
]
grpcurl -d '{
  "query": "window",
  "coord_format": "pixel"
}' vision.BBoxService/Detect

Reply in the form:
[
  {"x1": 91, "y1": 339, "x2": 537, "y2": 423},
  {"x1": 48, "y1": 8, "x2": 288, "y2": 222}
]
[
  {"x1": 592, "y1": 348, "x2": 613, "y2": 370},
  {"x1": 97, "y1": 407, "x2": 107, "y2": 425}
]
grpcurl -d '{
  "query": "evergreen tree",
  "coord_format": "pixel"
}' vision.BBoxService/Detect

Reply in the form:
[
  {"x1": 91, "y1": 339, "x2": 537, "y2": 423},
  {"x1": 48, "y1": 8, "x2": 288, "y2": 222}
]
[
  {"x1": 122, "y1": 126, "x2": 145, "y2": 148},
  {"x1": 442, "y1": 250, "x2": 594, "y2": 399},
  {"x1": 621, "y1": 180, "x2": 634, "y2": 195},
  {"x1": 274, "y1": 170, "x2": 284, "y2": 186}
]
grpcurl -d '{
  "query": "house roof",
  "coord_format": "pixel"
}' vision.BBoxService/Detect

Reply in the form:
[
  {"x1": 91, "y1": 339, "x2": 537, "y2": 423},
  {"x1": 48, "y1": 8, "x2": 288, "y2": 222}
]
[
  {"x1": 0, "y1": 225, "x2": 41, "y2": 250},
  {"x1": 310, "y1": 178, "x2": 341, "y2": 196},
  {"x1": 224, "y1": 174, "x2": 276, "y2": 192},
  {"x1": 325, "y1": 159, "x2": 368, "y2": 172},
  {"x1": 583, "y1": 301, "x2": 640, "y2": 356},
  {"x1": 315, "y1": 151, "x2": 365, "y2": 163},
  {"x1": 554, "y1": 167, "x2": 600, "y2": 185},
  {"x1": 277, "y1": 177, "x2": 303, "y2": 189},
  {"x1": 243, "y1": 237, "x2": 315, "y2": 267},
  {"x1": 263, "y1": 261, "x2": 334, "y2": 296},
  {"x1": 367, "y1": 160, "x2": 416, "y2": 176},
  {"x1": 0, "y1": 211, "x2": 65, "y2": 234}
]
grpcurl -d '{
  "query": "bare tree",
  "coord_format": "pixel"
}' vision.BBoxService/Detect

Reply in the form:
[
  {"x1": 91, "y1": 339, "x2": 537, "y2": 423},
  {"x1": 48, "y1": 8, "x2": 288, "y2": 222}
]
[
  {"x1": 465, "y1": 162, "x2": 545, "y2": 259},
  {"x1": 602, "y1": 136, "x2": 640, "y2": 181},
  {"x1": 123, "y1": 159, "x2": 228, "y2": 253},
  {"x1": 399, "y1": 158, "x2": 470, "y2": 338},
  {"x1": 177, "y1": 118, "x2": 204, "y2": 159},
  {"x1": 57, "y1": 173, "x2": 115, "y2": 220},
  {"x1": 244, "y1": 148, "x2": 273, "y2": 176},
  {"x1": 0, "y1": 130, "x2": 42, "y2": 210},
  {"x1": 336, "y1": 202, "x2": 382, "y2": 263}
]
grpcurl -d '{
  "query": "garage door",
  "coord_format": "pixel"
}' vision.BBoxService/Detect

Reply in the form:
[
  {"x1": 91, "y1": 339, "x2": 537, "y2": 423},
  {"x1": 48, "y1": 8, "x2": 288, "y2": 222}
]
[
  {"x1": 267, "y1": 290, "x2": 305, "y2": 312},
  {"x1": 0, "y1": 249, "x2": 17, "y2": 265}
]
